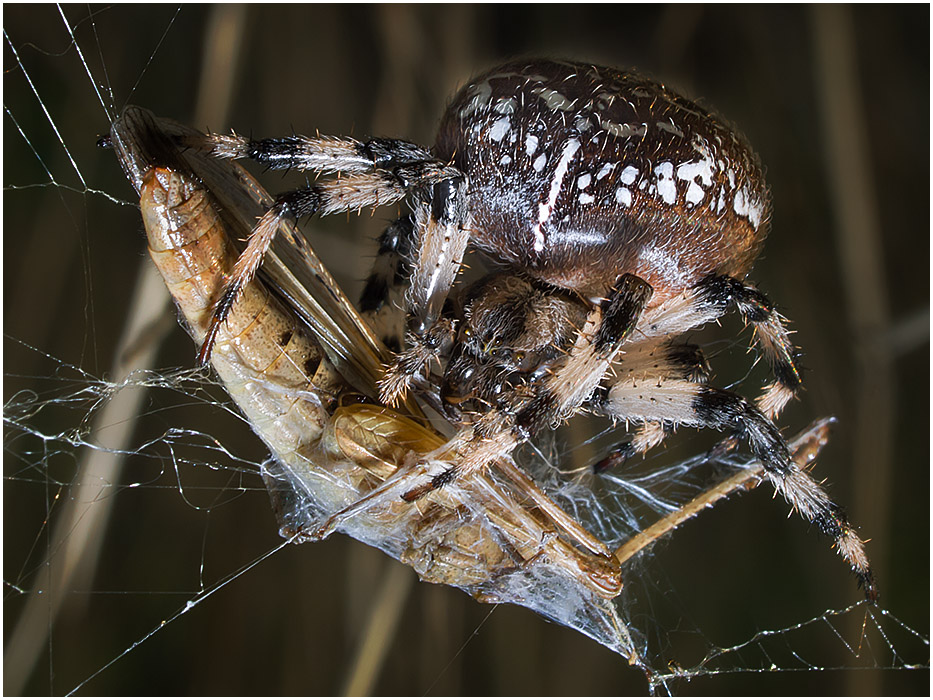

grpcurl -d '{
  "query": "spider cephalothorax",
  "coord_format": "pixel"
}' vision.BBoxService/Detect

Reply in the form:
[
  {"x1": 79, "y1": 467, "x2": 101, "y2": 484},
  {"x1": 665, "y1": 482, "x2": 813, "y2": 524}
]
[
  {"x1": 439, "y1": 272, "x2": 587, "y2": 413},
  {"x1": 197, "y1": 59, "x2": 875, "y2": 600}
]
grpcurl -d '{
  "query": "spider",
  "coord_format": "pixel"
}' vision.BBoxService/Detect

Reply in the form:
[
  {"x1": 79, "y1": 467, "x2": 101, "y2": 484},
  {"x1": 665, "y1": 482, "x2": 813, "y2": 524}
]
[{"x1": 196, "y1": 59, "x2": 875, "y2": 600}]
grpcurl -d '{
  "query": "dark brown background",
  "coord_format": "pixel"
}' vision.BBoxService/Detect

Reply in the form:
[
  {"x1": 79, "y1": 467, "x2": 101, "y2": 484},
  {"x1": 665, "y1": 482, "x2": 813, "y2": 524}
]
[{"x1": 5, "y1": 5, "x2": 928, "y2": 695}]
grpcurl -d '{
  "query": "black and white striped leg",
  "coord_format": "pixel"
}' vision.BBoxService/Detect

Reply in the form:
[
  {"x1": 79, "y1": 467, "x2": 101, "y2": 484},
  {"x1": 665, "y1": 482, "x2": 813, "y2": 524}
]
[
  {"x1": 514, "y1": 273, "x2": 654, "y2": 436},
  {"x1": 208, "y1": 132, "x2": 433, "y2": 176},
  {"x1": 598, "y1": 378, "x2": 875, "y2": 600},
  {"x1": 610, "y1": 341, "x2": 712, "y2": 389},
  {"x1": 696, "y1": 275, "x2": 803, "y2": 419},
  {"x1": 632, "y1": 275, "x2": 803, "y2": 421},
  {"x1": 380, "y1": 176, "x2": 472, "y2": 405},
  {"x1": 359, "y1": 215, "x2": 416, "y2": 352},
  {"x1": 359, "y1": 215, "x2": 415, "y2": 314},
  {"x1": 196, "y1": 128, "x2": 463, "y2": 363},
  {"x1": 590, "y1": 342, "x2": 711, "y2": 472},
  {"x1": 592, "y1": 422, "x2": 667, "y2": 474}
]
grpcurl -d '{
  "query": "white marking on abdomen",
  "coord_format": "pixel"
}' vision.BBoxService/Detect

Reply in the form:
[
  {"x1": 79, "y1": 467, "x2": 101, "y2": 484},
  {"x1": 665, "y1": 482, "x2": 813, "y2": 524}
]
[
  {"x1": 525, "y1": 133, "x2": 539, "y2": 156},
  {"x1": 533, "y1": 138, "x2": 581, "y2": 252},
  {"x1": 490, "y1": 116, "x2": 511, "y2": 142},
  {"x1": 620, "y1": 165, "x2": 639, "y2": 184},
  {"x1": 596, "y1": 162, "x2": 615, "y2": 180},
  {"x1": 654, "y1": 162, "x2": 676, "y2": 205}
]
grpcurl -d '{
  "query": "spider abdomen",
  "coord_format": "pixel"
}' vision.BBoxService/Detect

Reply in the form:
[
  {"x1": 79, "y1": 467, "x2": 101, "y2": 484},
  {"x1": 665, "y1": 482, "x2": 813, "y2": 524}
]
[{"x1": 435, "y1": 60, "x2": 771, "y2": 301}]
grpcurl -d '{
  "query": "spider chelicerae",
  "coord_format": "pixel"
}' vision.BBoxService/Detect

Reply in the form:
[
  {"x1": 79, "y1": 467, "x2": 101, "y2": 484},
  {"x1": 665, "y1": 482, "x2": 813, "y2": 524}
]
[{"x1": 195, "y1": 58, "x2": 875, "y2": 600}]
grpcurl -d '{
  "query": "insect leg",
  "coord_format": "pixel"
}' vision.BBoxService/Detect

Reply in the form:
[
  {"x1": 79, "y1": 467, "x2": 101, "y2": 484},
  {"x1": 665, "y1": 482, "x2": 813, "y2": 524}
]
[{"x1": 198, "y1": 172, "x2": 412, "y2": 363}]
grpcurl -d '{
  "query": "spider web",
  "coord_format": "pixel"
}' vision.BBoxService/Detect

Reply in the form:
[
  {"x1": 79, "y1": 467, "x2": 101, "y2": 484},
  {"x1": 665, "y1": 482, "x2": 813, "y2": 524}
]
[{"x1": 4, "y1": 6, "x2": 928, "y2": 696}]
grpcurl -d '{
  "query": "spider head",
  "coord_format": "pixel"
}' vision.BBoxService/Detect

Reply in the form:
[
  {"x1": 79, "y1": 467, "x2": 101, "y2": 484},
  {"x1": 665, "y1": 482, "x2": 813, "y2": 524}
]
[{"x1": 440, "y1": 273, "x2": 585, "y2": 411}]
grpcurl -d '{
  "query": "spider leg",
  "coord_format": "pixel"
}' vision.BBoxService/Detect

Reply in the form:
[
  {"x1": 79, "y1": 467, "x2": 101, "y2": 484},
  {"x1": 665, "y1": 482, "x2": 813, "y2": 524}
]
[
  {"x1": 696, "y1": 275, "x2": 803, "y2": 419},
  {"x1": 379, "y1": 177, "x2": 471, "y2": 405},
  {"x1": 590, "y1": 273, "x2": 801, "y2": 471},
  {"x1": 591, "y1": 341, "x2": 711, "y2": 472},
  {"x1": 591, "y1": 422, "x2": 667, "y2": 474},
  {"x1": 611, "y1": 340, "x2": 712, "y2": 387},
  {"x1": 598, "y1": 377, "x2": 875, "y2": 600},
  {"x1": 631, "y1": 275, "x2": 803, "y2": 421},
  {"x1": 207, "y1": 132, "x2": 432, "y2": 176},
  {"x1": 359, "y1": 214, "x2": 415, "y2": 352},
  {"x1": 197, "y1": 129, "x2": 463, "y2": 364},
  {"x1": 515, "y1": 273, "x2": 655, "y2": 431},
  {"x1": 207, "y1": 130, "x2": 475, "y2": 402}
]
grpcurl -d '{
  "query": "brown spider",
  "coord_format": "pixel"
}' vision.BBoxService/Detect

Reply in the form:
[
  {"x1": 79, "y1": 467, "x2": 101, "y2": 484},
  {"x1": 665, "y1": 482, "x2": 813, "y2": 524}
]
[{"x1": 195, "y1": 59, "x2": 875, "y2": 601}]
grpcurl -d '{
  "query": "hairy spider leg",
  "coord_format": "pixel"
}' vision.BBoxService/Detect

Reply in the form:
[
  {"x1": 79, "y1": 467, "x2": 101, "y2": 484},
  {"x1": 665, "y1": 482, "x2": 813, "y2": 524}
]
[
  {"x1": 598, "y1": 377, "x2": 875, "y2": 601},
  {"x1": 210, "y1": 133, "x2": 433, "y2": 175},
  {"x1": 591, "y1": 341, "x2": 712, "y2": 473},
  {"x1": 198, "y1": 132, "x2": 465, "y2": 364},
  {"x1": 625, "y1": 276, "x2": 803, "y2": 418},
  {"x1": 358, "y1": 214, "x2": 416, "y2": 352},
  {"x1": 696, "y1": 275, "x2": 803, "y2": 419},
  {"x1": 517, "y1": 274, "x2": 655, "y2": 429},
  {"x1": 590, "y1": 275, "x2": 802, "y2": 469},
  {"x1": 378, "y1": 177, "x2": 472, "y2": 405}
]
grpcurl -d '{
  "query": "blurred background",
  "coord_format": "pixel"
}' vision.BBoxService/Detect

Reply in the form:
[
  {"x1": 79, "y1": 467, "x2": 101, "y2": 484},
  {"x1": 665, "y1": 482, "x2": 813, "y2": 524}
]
[{"x1": 4, "y1": 5, "x2": 928, "y2": 695}]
